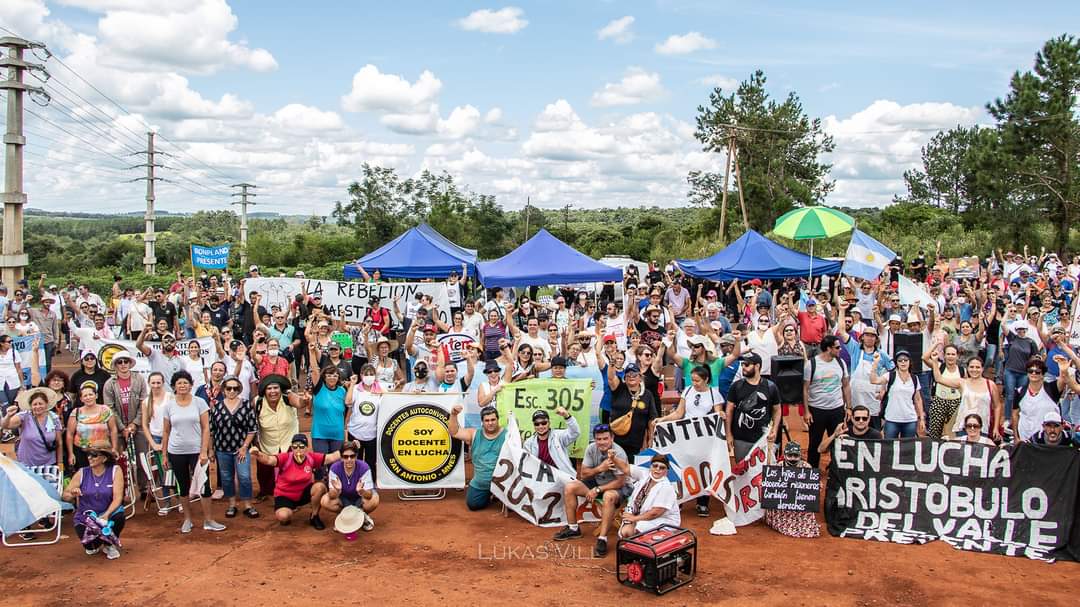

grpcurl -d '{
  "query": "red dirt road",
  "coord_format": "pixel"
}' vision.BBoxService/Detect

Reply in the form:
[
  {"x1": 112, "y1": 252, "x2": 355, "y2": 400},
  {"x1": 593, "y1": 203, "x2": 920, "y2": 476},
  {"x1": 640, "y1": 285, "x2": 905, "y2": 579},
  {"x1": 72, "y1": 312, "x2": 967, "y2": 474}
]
[{"x1": 1, "y1": 356, "x2": 1074, "y2": 605}]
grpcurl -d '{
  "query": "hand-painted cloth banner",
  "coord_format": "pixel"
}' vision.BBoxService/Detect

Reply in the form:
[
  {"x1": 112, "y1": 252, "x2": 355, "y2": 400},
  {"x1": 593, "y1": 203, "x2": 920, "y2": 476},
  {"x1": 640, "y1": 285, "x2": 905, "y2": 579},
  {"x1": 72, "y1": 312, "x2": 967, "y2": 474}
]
[
  {"x1": 246, "y1": 278, "x2": 451, "y2": 324},
  {"x1": 825, "y1": 438, "x2": 1080, "y2": 562}
]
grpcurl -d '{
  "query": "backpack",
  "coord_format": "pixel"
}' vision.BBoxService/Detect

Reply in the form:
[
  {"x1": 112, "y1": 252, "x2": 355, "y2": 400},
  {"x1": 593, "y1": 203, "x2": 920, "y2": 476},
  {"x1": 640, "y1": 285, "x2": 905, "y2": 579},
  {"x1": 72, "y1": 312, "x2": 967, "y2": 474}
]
[
  {"x1": 808, "y1": 354, "x2": 848, "y2": 384},
  {"x1": 880, "y1": 371, "x2": 920, "y2": 415}
]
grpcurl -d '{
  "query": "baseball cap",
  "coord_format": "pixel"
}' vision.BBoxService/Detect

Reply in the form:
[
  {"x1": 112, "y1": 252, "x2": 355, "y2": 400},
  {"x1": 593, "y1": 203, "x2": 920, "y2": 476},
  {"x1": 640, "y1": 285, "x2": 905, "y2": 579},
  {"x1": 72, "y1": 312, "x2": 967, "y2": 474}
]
[
  {"x1": 719, "y1": 334, "x2": 737, "y2": 346},
  {"x1": 550, "y1": 356, "x2": 568, "y2": 368},
  {"x1": 602, "y1": 334, "x2": 616, "y2": 344},
  {"x1": 1043, "y1": 411, "x2": 1063, "y2": 425},
  {"x1": 422, "y1": 323, "x2": 437, "y2": 333},
  {"x1": 623, "y1": 363, "x2": 641, "y2": 375},
  {"x1": 888, "y1": 314, "x2": 902, "y2": 324},
  {"x1": 706, "y1": 289, "x2": 718, "y2": 297},
  {"x1": 806, "y1": 298, "x2": 818, "y2": 306},
  {"x1": 249, "y1": 265, "x2": 259, "y2": 272},
  {"x1": 532, "y1": 410, "x2": 550, "y2": 422},
  {"x1": 784, "y1": 441, "x2": 802, "y2": 457},
  {"x1": 290, "y1": 433, "x2": 309, "y2": 446},
  {"x1": 740, "y1": 352, "x2": 762, "y2": 365}
]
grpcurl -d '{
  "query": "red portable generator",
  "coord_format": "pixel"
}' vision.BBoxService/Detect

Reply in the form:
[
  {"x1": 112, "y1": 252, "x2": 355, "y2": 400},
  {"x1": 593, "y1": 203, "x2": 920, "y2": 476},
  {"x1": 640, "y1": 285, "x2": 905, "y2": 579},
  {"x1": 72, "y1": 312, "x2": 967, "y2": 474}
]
[{"x1": 616, "y1": 525, "x2": 696, "y2": 595}]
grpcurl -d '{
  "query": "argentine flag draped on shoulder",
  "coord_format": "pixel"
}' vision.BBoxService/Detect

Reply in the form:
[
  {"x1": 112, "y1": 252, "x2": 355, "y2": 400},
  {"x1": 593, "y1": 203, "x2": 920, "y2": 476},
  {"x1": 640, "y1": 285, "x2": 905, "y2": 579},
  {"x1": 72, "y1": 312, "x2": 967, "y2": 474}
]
[{"x1": 841, "y1": 229, "x2": 895, "y2": 281}]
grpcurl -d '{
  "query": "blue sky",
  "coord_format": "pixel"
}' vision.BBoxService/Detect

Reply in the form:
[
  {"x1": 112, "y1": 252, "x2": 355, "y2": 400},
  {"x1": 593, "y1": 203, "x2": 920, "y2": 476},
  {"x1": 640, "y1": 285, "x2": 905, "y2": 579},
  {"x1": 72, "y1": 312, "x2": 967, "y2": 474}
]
[{"x1": 2, "y1": 1, "x2": 1076, "y2": 214}]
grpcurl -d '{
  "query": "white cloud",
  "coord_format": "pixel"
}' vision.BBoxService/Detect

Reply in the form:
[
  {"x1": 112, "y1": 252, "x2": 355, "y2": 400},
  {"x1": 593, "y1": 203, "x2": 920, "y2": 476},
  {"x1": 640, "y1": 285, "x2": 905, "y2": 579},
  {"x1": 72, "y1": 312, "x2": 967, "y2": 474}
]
[
  {"x1": 437, "y1": 105, "x2": 482, "y2": 139},
  {"x1": 591, "y1": 67, "x2": 666, "y2": 107},
  {"x1": 533, "y1": 99, "x2": 584, "y2": 132},
  {"x1": 92, "y1": 0, "x2": 277, "y2": 74},
  {"x1": 455, "y1": 7, "x2": 528, "y2": 34},
  {"x1": 822, "y1": 99, "x2": 986, "y2": 206},
  {"x1": 655, "y1": 31, "x2": 717, "y2": 55},
  {"x1": 597, "y1": 16, "x2": 634, "y2": 43},
  {"x1": 697, "y1": 74, "x2": 739, "y2": 90},
  {"x1": 270, "y1": 104, "x2": 344, "y2": 132},
  {"x1": 484, "y1": 107, "x2": 504, "y2": 124},
  {"x1": 341, "y1": 65, "x2": 442, "y2": 113}
]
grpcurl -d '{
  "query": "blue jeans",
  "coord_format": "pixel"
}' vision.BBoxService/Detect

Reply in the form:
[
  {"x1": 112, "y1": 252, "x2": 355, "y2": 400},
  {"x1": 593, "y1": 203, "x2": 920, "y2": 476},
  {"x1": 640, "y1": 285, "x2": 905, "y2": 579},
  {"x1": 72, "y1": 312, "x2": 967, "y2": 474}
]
[
  {"x1": 1002, "y1": 368, "x2": 1028, "y2": 421},
  {"x1": 466, "y1": 485, "x2": 492, "y2": 511},
  {"x1": 916, "y1": 371, "x2": 932, "y2": 418},
  {"x1": 215, "y1": 450, "x2": 253, "y2": 500},
  {"x1": 311, "y1": 438, "x2": 344, "y2": 481},
  {"x1": 983, "y1": 343, "x2": 998, "y2": 375},
  {"x1": 884, "y1": 421, "x2": 918, "y2": 439},
  {"x1": 1061, "y1": 394, "x2": 1080, "y2": 426}
]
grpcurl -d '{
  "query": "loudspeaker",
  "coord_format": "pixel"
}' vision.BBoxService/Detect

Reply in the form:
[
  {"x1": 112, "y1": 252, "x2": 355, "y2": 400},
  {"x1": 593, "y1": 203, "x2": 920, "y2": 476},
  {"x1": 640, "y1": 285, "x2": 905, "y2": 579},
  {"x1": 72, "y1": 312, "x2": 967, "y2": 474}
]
[
  {"x1": 770, "y1": 356, "x2": 805, "y2": 403},
  {"x1": 893, "y1": 332, "x2": 924, "y2": 374}
]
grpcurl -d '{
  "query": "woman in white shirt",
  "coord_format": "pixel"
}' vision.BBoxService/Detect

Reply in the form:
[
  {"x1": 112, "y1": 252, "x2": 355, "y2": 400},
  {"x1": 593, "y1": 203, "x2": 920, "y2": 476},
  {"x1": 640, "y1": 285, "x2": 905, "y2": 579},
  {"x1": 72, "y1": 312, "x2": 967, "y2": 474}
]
[
  {"x1": 14, "y1": 308, "x2": 39, "y2": 336},
  {"x1": 614, "y1": 453, "x2": 680, "y2": 538},
  {"x1": 180, "y1": 340, "x2": 209, "y2": 390},
  {"x1": 951, "y1": 413, "x2": 997, "y2": 446},
  {"x1": 139, "y1": 372, "x2": 176, "y2": 513},
  {"x1": 0, "y1": 334, "x2": 25, "y2": 404},
  {"x1": 870, "y1": 350, "x2": 925, "y2": 439},
  {"x1": 345, "y1": 364, "x2": 385, "y2": 482}
]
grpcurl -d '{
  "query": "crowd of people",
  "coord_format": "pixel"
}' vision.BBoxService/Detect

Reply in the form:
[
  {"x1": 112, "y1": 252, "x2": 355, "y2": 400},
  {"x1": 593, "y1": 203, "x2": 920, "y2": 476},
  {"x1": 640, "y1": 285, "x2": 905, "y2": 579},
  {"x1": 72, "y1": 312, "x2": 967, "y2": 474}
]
[{"x1": 3, "y1": 244, "x2": 1080, "y2": 559}]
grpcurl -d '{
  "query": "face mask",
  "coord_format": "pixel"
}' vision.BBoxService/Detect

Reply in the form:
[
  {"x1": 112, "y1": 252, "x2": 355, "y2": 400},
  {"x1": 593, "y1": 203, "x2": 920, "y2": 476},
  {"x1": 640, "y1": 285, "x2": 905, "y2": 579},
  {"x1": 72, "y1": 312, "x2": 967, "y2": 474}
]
[
  {"x1": 415, "y1": 368, "x2": 428, "y2": 378},
  {"x1": 757, "y1": 321, "x2": 769, "y2": 329},
  {"x1": 362, "y1": 375, "x2": 376, "y2": 384},
  {"x1": 267, "y1": 349, "x2": 279, "y2": 357}
]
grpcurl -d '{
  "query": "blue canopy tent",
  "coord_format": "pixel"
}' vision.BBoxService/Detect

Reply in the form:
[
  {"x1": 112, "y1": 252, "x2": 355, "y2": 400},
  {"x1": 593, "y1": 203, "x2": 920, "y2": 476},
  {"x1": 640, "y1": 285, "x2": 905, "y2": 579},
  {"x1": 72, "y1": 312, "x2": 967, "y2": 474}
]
[
  {"x1": 477, "y1": 229, "x2": 622, "y2": 287},
  {"x1": 343, "y1": 223, "x2": 478, "y2": 279},
  {"x1": 676, "y1": 230, "x2": 842, "y2": 281}
]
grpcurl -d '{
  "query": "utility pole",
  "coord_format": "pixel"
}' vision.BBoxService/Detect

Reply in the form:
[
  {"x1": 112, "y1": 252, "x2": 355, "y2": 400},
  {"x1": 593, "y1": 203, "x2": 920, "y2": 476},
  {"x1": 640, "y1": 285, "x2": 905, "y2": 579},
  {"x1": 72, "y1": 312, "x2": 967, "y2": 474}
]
[
  {"x1": 0, "y1": 36, "x2": 49, "y2": 288},
  {"x1": 718, "y1": 131, "x2": 734, "y2": 244},
  {"x1": 231, "y1": 183, "x2": 256, "y2": 267},
  {"x1": 523, "y1": 196, "x2": 530, "y2": 243},
  {"x1": 131, "y1": 132, "x2": 162, "y2": 275},
  {"x1": 562, "y1": 203, "x2": 571, "y2": 235}
]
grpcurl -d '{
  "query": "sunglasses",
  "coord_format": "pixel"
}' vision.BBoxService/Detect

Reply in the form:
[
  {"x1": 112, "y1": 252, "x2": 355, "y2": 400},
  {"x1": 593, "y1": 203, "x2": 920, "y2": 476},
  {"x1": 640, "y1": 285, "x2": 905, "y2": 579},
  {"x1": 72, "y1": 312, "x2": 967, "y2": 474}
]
[
  {"x1": 964, "y1": 423, "x2": 982, "y2": 429},
  {"x1": 486, "y1": 369, "x2": 500, "y2": 374},
  {"x1": 533, "y1": 420, "x2": 549, "y2": 426},
  {"x1": 594, "y1": 424, "x2": 611, "y2": 434},
  {"x1": 1027, "y1": 369, "x2": 1044, "y2": 375},
  {"x1": 224, "y1": 385, "x2": 242, "y2": 392},
  {"x1": 650, "y1": 463, "x2": 669, "y2": 469},
  {"x1": 290, "y1": 443, "x2": 307, "y2": 450},
  {"x1": 115, "y1": 359, "x2": 132, "y2": 365},
  {"x1": 341, "y1": 453, "x2": 357, "y2": 459},
  {"x1": 852, "y1": 416, "x2": 869, "y2": 422}
]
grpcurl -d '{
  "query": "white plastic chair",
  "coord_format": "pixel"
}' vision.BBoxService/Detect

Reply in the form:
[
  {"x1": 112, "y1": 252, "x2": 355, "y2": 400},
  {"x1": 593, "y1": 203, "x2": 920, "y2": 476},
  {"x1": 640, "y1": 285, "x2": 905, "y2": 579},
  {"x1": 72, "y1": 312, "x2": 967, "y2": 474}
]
[{"x1": 2, "y1": 465, "x2": 63, "y2": 547}]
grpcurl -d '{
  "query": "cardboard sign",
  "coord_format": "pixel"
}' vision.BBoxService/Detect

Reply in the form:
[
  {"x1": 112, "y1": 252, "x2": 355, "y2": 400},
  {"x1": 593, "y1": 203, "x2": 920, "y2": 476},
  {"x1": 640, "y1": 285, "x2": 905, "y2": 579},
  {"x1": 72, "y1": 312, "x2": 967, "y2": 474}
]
[{"x1": 762, "y1": 465, "x2": 821, "y2": 512}]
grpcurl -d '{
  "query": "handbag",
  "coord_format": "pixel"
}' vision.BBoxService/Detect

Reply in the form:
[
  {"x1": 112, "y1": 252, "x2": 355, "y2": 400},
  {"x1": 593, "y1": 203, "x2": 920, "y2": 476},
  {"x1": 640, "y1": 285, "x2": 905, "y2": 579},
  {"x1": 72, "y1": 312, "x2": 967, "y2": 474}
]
[{"x1": 610, "y1": 409, "x2": 633, "y2": 436}]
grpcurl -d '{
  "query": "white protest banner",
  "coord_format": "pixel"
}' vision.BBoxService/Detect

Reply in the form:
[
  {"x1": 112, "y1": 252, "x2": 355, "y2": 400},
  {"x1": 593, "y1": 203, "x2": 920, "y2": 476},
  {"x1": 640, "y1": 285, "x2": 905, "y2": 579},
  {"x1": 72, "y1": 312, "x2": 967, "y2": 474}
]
[
  {"x1": 245, "y1": 278, "x2": 451, "y2": 324},
  {"x1": 490, "y1": 417, "x2": 600, "y2": 527},
  {"x1": 713, "y1": 433, "x2": 769, "y2": 526},
  {"x1": 85, "y1": 336, "x2": 218, "y2": 379},
  {"x1": 635, "y1": 413, "x2": 730, "y2": 503},
  {"x1": 376, "y1": 393, "x2": 465, "y2": 490}
]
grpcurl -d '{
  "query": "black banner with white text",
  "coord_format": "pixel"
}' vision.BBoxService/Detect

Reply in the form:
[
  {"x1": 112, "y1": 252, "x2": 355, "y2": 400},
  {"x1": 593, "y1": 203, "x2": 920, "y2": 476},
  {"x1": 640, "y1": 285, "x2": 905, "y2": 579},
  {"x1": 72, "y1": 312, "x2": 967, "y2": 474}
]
[{"x1": 825, "y1": 439, "x2": 1080, "y2": 562}]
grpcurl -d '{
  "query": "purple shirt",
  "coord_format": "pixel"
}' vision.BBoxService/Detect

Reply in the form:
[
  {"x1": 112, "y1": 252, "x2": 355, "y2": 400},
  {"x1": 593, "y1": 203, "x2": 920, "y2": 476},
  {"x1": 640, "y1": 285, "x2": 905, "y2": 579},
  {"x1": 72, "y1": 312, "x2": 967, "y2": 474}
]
[
  {"x1": 16, "y1": 411, "x2": 61, "y2": 466},
  {"x1": 328, "y1": 459, "x2": 374, "y2": 499},
  {"x1": 77, "y1": 464, "x2": 116, "y2": 518}
]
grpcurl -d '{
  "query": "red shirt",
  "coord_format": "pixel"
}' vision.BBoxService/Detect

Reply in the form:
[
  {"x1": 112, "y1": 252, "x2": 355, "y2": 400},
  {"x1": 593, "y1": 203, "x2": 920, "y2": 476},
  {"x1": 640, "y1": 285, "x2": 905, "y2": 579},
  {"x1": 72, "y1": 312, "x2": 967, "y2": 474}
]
[
  {"x1": 274, "y1": 451, "x2": 325, "y2": 500},
  {"x1": 536, "y1": 437, "x2": 554, "y2": 467},
  {"x1": 258, "y1": 356, "x2": 290, "y2": 379},
  {"x1": 797, "y1": 311, "x2": 827, "y2": 345}
]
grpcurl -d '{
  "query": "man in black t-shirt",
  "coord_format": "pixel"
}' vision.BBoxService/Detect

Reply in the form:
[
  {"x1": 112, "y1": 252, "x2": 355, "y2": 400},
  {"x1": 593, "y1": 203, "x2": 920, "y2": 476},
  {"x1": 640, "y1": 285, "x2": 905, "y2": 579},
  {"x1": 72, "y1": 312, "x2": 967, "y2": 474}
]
[
  {"x1": 634, "y1": 304, "x2": 667, "y2": 347},
  {"x1": 817, "y1": 404, "x2": 882, "y2": 455},
  {"x1": 202, "y1": 293, "x2": 231, "y2": 330},
  {"x1": 724, "y1": 352, "x2": 780, "y2": 460},
  {"x1": 147, "y1": 289, "x2": 179, "y2": 335}
]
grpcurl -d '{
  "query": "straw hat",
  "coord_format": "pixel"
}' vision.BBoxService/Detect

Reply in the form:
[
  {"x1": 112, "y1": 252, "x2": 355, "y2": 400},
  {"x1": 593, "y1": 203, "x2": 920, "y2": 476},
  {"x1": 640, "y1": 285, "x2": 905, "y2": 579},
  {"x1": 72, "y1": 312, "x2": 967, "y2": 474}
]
[
  {"x1": 16, "y1": 387, "x2": 60, "y2": 412},
  {"x1": 334, "y1": 506, "x2": 367, "y2": 534}
]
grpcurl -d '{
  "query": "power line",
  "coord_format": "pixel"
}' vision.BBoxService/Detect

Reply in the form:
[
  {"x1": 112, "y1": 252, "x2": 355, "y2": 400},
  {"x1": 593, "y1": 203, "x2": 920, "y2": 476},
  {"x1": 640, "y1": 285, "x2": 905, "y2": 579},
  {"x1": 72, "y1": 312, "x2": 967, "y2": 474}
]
[
  {"x1": 36, "y1": 69, "x2": 148, "y2": 148},
  {"x1": 38, "y1": 77, "x2": 145, "y2": 153},
  {"x1": 23, "y1": 146, "x2": 131, "y2": 175},
  {"x1": 38, "y1": 91, "x2": 143, "y2": 156},
  {"x1": 24, "y1": 107, "x2": 133, "y2": 165}
]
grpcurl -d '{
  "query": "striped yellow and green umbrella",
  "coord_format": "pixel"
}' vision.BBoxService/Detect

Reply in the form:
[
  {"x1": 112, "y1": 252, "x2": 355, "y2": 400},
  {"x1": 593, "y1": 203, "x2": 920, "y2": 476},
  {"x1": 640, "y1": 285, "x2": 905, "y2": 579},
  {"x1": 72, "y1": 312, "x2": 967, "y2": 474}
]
[
  {"x1": 773, "y1": 206, "x2": 854, "y2": 280},
  {"x1": 773, "y1": 206, "x2": 855, "y2": 240}
]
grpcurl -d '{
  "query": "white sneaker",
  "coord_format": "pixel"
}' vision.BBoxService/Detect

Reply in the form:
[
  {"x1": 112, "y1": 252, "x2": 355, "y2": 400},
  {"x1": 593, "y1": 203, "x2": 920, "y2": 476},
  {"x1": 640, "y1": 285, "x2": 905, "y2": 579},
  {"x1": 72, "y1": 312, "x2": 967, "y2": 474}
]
[
  {"x1": 203, "y1": 520, "x2": 226, "y2": 532},
  {"x1": 211, "y1": 489, "x2": 224, "y2": 500},
  {"x1": 158, "y1": 507, "x2": 169, "y2": 517},
  {"x1": 361, "y1": 513, "x2": 375, "y2": 531},
  {"x1": 85, "y1": 546, "x2": 101, "y2": 555},
  {"x1": 180, "y1": 520, "x2": 193, "y2": 534},
  {"x1": 103, "y1": 545, "x2": 120, "y2": 560}
]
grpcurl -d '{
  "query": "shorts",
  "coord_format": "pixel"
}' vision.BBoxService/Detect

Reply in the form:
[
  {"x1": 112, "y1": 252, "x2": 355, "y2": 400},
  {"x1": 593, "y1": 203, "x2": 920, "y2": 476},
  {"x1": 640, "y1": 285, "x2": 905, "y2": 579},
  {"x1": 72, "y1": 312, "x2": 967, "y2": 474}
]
[
  {"x1": 339, "y1": 494, "x2": 363, "y2": 508},
  {"x1": 167, "y1": 452, "x2": 200, "y2": 496},
  {"x1": 274, "y1": 484, "x2": 314, "y2": 511},
  {"x1": 583, "y1": 477, "x2": 627, "y2": 505}
]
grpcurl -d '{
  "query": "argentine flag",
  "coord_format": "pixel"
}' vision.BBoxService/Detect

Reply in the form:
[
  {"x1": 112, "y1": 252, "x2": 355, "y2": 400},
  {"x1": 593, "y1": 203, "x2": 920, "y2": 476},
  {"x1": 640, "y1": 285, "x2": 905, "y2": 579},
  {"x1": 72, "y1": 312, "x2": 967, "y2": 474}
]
[
  {"x1": 0, "y1": 455, "x2": 69, "y2": 534},
  {"x1": 842, "y1": 229, "x2": 895, "y2": 281}
]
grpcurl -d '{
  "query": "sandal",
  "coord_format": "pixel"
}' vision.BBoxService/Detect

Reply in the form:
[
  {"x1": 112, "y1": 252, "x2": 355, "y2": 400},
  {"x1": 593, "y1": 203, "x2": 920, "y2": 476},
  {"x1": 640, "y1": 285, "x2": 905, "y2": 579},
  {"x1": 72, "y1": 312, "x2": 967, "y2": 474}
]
[
  {"x1": 225, "y1": 506, "x2": 238, "y2": 518},
  {"x1": 244, "y1": 507, "x2": 260, "y2": 519}
]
